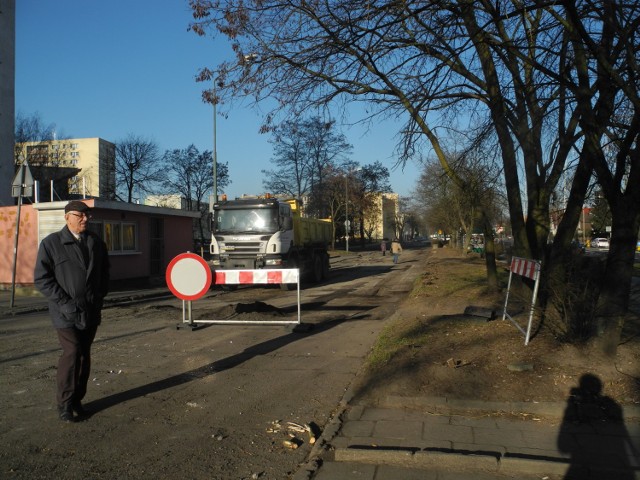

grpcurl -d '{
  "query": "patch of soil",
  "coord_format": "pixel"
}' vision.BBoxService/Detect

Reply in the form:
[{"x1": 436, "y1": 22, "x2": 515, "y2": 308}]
[
  {"x1": 354, "y1": 248, "x2": 640, "y2": 411},
  {"x1": 200, "y1": 301, "x2": 287, "y2": 321}
]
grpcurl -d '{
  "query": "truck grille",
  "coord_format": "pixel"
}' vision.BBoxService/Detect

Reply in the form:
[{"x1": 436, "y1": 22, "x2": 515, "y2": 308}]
[{"x1": 225, "y1": 242, "x2": 263, "y2": 254}]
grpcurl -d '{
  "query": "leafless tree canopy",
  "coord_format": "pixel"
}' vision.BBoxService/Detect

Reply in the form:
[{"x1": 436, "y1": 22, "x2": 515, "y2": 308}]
[
  {"x1": 114, "y1": 134, "x2": 163, "y2": 203},
  {"x1": 190, "y1": 1, "x2": 639, "y2": 349}
]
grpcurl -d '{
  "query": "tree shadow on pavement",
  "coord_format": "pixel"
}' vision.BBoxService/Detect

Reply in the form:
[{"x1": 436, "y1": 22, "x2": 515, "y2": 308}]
[
  {"x1": 85, "y1": 317, "x2": 350, "y2": 415},
  {"x1": 557, "y1": 373, "x2": 639, "y2": 479}
]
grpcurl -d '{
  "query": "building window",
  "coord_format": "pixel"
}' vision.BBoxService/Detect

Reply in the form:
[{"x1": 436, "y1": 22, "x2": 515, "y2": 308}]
[
  {"x1": 104, "y1": 221, "x2": 137, "y2": 253},
  {"x1": 71, "y1": 143, "x2": 78, "y2": 149}
]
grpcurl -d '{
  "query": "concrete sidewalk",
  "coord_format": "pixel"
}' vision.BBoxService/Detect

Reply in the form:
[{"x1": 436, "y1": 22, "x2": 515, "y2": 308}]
[
  {"x1": 289, "y1": 264, "x2": 640, "y2": 479},
  {"x1": 294, "y1": 396, "x2": 640, "y2": 480}
]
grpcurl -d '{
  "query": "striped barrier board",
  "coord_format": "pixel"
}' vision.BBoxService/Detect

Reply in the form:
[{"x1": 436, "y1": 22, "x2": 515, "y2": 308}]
[
  {"x1": 214, "y1": 269, "x2": 299, "y2": 285},
  {"x1": 502, "y1": 257, "x2": 542, "y2": 345},
  {"x1": 179, "y1": 268, "x2": 301, "y2": 328},
  {"x1": 509, "y1": 257, "x2": 541, "y2": 281}
]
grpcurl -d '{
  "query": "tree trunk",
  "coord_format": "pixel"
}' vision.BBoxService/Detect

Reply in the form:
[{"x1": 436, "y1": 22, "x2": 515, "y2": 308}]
[
  {"x1": 594, "y1": 205, "x2": 640, "y2": 356},
  {"x1": 483, "y1": 234, "x2": 498, "y2": 291},
  {"x1": 479, "y1": 210, "x2": 498, "y2": 290}
]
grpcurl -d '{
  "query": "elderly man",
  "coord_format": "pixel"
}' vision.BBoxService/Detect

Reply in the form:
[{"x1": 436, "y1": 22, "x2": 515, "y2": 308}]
[{"x1": 34, "y1": 201, "x2": 110, "y2": 422}]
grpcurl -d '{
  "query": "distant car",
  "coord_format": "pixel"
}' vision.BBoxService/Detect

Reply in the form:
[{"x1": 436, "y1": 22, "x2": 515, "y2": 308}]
[{"x1": 591, "y1": 238, "x2": 610, "y2": 249}]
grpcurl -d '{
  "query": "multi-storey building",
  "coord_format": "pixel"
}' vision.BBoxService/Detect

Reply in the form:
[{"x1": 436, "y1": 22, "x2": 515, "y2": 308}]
[
  {"x1": 15, "y1": 137, "x2": 116, "y2": 200},
  {"x1": 366, "y1": 192, "x2": 399, "y2": 241}
]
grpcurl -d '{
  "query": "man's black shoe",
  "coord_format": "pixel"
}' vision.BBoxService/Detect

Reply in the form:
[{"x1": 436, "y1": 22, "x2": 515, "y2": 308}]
[
  {"x1": 71, "y1": 401, "x2": 87, "y2": 417},
  {"x1": 58, "y1": 406, "x2": 75, "y2": 423}
]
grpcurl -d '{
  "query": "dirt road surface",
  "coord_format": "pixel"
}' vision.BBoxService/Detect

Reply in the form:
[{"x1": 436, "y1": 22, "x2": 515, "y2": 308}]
[{"x1": 0, "y1": 248, "x2": 424, "y2": 479}]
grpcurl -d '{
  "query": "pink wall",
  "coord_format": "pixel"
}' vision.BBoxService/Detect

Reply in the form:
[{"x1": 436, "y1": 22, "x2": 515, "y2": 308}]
[
  {"x1": 101, "y1": 210, "x2": 194, "y2": 280},
  {"x1": 0, "y1": 205, "x2": 39, "y2": 285},
  {"x1": 0, "y1": 204, "x2": 197, "y2": 287},
  {"x1": 164, "y1": 217, "x2": 196, "y2": 259}
]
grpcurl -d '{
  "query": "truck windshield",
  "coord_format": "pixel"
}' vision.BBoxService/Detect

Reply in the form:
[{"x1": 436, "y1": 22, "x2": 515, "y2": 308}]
[{"x1": 214, "y1": 208, "x2": 278, "y2": 233}]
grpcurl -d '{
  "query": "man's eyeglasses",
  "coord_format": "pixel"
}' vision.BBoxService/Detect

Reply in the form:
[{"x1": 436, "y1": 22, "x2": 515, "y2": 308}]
[{"x1": 68, "y1": 212, "x2": 91, "y2": 220}]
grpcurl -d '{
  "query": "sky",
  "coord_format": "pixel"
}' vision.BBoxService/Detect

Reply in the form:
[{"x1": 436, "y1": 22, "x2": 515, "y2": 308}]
[{"x1": 15, "y1": 1, "x2": 423, "y2": 200}]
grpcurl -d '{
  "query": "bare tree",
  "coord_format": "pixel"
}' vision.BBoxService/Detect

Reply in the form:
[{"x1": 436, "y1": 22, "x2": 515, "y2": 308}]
[
  {"x1": 14, "y1": 111, "x2": 58, "y2": 145},
  {"x1": 262, "y1": 119, "x2": 312, "y2": 198},
  {"x1": 305, "y1": 117, "x2": 352, "y2": 217},
  {"x1": 162, "y1": 144, "x2": 230, "y2": 243},
  {"x1": 14, "y1": 112, "x2": 76, "y2": 201},
  {"x1": 189, "y1": 1, "x2": 640, "y2": 350},
  {"x1": 262, "y1": 116, "x2": 352, "y2": 217},
  {"x1": 115, "y1": 134, "x2": 162, "y2": 203}
]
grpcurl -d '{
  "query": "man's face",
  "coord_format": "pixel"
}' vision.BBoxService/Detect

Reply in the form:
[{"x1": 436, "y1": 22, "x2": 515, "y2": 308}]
[{"x1": 65, "y1": 211, "x2": 90, "y2": 235}]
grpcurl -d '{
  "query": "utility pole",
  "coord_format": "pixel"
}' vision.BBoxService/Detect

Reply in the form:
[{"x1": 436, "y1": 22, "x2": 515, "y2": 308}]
[
  {"x1": 212, "y1": 78, "x2": 218, "y2": 204},
  {"x1": 345, "y1": 174, "x2": 350, "y2": 252}
]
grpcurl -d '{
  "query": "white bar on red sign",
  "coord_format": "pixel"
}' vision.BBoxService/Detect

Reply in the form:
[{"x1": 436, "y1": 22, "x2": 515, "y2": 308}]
[
  {"x1": 214, "y1": 269, "x2": 299, "y2": 285},
  {"x1": 510, "y1": 257, "x2": 540, "y2": 281}
]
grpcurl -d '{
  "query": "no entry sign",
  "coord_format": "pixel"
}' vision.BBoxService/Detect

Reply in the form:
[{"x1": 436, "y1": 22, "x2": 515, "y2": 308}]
[{"x1": 166, "y1": 253, "x2": 212, "y2": 301}]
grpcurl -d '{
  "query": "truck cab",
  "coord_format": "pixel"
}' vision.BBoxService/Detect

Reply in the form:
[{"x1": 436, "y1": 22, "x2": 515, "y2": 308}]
[{"x1": 210, "y1": 197, "x2": 292, "y2": 270}]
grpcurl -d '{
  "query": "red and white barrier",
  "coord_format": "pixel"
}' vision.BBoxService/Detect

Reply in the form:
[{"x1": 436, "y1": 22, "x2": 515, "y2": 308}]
[
  {"x1": 502, "y1": 256, "x2": 542, "y2": 345},
  {"x1": 182, "y1": 268, "x2": 301, "y2": 327},
  {"x1": 509, "y1": 257, "x2": 541, "y2": 281},
  {"x1": 214, "y1": 269, "x2": 299, "y2": 285}
]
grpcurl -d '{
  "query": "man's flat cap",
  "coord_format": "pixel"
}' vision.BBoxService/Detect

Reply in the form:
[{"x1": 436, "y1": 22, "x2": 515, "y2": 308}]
[{"x1": 65, "y1": 200, "x2": 91, "y2": 214}]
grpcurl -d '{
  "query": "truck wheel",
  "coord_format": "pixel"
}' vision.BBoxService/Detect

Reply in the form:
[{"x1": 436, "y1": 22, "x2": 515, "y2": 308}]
[
  {"x1": 321, "y1": 253, "x2": 330, "y2": 280},
  {"x1": 312, "y1": 254, "x2": 323, "y2": 283},
  {"x1": 281, "y1": 256, "x2": 298, "y2": 290}
]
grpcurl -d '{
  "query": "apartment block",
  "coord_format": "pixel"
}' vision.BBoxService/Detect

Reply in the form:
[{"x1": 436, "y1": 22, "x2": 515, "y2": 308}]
[
  {"x1": 368, "y1": 192, "x2": 399, "y2": 240},
  {"x1": 15, "y1": 137, "x2": 116, "y2": 200}
]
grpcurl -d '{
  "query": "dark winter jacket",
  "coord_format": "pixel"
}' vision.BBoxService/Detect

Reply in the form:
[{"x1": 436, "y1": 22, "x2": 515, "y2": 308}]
[{"x1": 34, "y1": 226, "x2": 110, "y2": 330}]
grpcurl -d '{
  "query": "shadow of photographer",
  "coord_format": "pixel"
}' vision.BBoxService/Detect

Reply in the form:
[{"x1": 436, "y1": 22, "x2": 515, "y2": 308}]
[{"x1": 557, "y1": 373, "x2": 639, "y2": 479}]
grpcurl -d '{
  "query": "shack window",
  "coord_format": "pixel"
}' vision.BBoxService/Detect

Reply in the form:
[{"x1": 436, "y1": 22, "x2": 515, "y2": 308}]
[{"x1": 104, "y1": 221, "x2": 137, "y2": 253}]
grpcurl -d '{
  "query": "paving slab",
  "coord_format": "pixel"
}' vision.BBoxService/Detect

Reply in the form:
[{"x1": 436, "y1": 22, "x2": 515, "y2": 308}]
[{"x1": 297, "y1": 396, "x2": 640, "y2": 480}]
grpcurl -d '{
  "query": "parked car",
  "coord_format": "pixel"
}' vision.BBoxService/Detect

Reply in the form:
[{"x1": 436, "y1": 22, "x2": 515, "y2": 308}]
[{"x1": 591, "y1": 237, "x2": 610, "y2": 249}]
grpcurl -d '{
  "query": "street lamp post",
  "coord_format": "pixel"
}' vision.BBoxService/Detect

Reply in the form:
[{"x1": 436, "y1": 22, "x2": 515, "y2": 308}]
[
  {"x1": 212, "y1": 78, "x2": 218, "y2": 204},
  {"x1": 345, "y1": 174, "x2": 350, "y2": 252},
  {"x1": 344, "y1": 167, "x2": 361, "y2": 252}
]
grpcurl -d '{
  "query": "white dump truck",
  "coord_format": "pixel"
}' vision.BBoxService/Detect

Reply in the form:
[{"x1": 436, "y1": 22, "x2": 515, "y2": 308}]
[{"x1": 210, "y1": 195, "x2": 332, "y2": 283}]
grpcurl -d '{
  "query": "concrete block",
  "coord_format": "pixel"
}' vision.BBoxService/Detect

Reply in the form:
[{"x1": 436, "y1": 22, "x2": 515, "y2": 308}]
[
  {"x1": 425, "y1": 424, "x2": 474, "y2": 443},
  {"x1": 499, "y1": 456, "x2": 568, "y2": 476},
  {"x1": 335, "y1": 447, "x2": 414, "y2": 465},
  {"x1": 344, "y1": 436, "x2": 427, "y2": 449},
  {"x1": 312, "y1": 460, "x2": 376, "y2": 480},
  {"x1": 373, "y1": 420, "x2": 424, "y2": 440},
  {"x1": 473, "y1": 426, "x2": 522, "y2": 446},
  {"x1": 413, "y1": 450, "x2": 499, "y2": 471},
  {"x1": 421, "y1": 414, "x2": 453, "y2": 426},
  {"x1": 383, "y1": 395, "x2": 448, "y2": 410},
  {"x1": 447, "y1": 398, "x2": 507, "y2": 413},
  {"x1": 345, "y1": 405, "x2": 365, "y2": 421},
  {"x1": 341, "y1": 420, "x2": 375, "y2": 437},
  {"x1": 376, "y1": 464, "x2": 439, "y2": 480},
  {"x1": 360, "y1": 407, "x2": 411, "y2": 421},
  {"x1": 450, "y1": 416, "x2": 499, "y2": 429}
]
